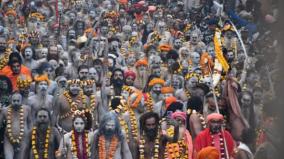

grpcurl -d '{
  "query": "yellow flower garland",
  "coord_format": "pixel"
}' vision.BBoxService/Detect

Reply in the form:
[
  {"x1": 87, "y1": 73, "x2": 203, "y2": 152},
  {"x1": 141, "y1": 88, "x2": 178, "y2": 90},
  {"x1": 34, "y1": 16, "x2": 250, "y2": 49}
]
[
  {"x1": 129, "y1": 109, "x2": 138, "y2": 141},
  {"x1": 139, "y1": 134, "x2": 160, "y2": 159},
  {"x1": 31, "y1": 127, "x2": 50, "y2": 159},
  {"x1": 60, "y1": 91, "x2": 87, "y2": 119},
  {"x1": 6, "y1": 106, "x2": 25, "y2": 144},
  {"x1": 145, "y1": 93, "x2": 154, "y2": 112},
  {"x1": 214, "y1": 29, "x2": 229, "y2": 72}
]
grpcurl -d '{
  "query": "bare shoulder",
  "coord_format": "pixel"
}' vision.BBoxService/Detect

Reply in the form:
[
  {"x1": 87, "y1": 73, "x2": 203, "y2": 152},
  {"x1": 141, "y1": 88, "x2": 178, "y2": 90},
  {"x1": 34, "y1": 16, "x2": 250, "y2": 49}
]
[{"x1": 23, "y1": 105, "x2": 31, "y2": 111}]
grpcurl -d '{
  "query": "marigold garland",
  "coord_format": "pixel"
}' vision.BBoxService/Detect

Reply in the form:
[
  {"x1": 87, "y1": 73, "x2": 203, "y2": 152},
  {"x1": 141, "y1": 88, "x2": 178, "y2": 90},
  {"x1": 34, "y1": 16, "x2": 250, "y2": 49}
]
[
  {"x1": 145, "y1": 93, "x2": 154, "y2": 112},
  {"x1": 71, "y1": 130, "x2": 89, "y2": 159},
  {"x1": 60, "y1": 91, "x2": 87, "y2": 119},
  {"x1": 6, "y1": 106, "x2": 25, "y2": 144},
  {"x1": 214, "y1": 29, "x2": 229, "y2": 72},
  {"x1": 139, "y1": 134, "x2": 160, "y2": 159},
  {"x1": 129, "y1": 109, "x2": 138, "y2": 141},
  {"x1": 0, "y1": 49, "x2": 11, "y2": 70},
  {"x1": 31, "y1": 127, "x2": 50, "y2": 159},
  {"x1": 98, "y1": 135, "x2": 118, "y2": 159}
]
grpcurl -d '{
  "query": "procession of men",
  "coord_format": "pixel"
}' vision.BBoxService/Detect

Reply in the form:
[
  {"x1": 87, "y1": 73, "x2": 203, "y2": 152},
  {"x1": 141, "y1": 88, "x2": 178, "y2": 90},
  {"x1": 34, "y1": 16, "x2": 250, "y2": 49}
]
[{"x1": 0, "y1": 0, "x2": 281, "y2": 158}]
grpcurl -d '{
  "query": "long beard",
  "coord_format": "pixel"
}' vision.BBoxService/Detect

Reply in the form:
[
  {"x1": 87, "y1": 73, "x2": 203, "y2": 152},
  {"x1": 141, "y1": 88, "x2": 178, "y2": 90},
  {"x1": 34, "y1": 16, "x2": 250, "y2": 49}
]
[
  {"x1": 145, "y1": 128, "x2": 158, "y2": 142},
  {"x1": 112, "y1": 79, "x2": 124, "y2": 87},
  {"x1": 104, "y1": 128, "x2": 115, "y2": 139}
]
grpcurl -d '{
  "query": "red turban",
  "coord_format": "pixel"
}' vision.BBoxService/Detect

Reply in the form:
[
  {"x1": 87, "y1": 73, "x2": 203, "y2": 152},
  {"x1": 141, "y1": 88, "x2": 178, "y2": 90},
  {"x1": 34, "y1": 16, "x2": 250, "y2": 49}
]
[
  {"x1": 124, "y1": 70, "x2": 136, "y2": 80},
  {"x1": 207, "y1": 113, "x2": 224, "y2": 122},
  {"x1": 171, "y1": 111, "x2": 186, "y2": 121},
  {"x1": 197, "y1": 146, "x2": 219, "y2": 159}
]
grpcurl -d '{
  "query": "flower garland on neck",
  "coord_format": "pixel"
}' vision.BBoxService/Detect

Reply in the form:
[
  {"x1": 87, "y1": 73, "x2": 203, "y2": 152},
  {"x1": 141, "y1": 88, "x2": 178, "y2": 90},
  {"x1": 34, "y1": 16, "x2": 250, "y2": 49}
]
[
  {"x1": 61, "y1": 91, "x2": 87, "y2": 119},
  {"x1": 0, "y1": 49, "x2": 11, "y2": 70},
  {"x1": 211, "y1": 132, "x2": 227, "y2": 159},
  {"x1": 139, "y1": 134, "x2": 160, "y2": 159},
  {"x1": 6, "y1": 106, "x2": 25, "y2": 144},
  {"x1": 89, "y1": 94, "x2": 96, "y2": 112},
  {"x1": 31, "y1": 127, "x2": 50, "y2": 159},
  {"x1": 71, "y1": 130, "x2": 89, "y2": 159},
  {"x1": 98, "y1": 135, "x2": 118, "y2": 159},
  {"x1": 145, "y1": 93, "x2": 154, "y2": 112},
  {"x1": 129, "y1": 109, "x2": 138, "y2": 141}
]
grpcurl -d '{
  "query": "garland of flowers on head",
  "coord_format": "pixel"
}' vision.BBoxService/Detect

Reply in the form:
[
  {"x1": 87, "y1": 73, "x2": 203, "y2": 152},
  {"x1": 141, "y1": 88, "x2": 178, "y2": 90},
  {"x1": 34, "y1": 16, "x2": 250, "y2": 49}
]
[
  {"x1": 61, "y1": 90, "x2": 87, "y2": 119},
  {"x1": 139, "y1": 133, "x2": 160, "y2": 159},
  {"x1": 6, "y1": 106, "x2": 25, "y2": 144},
  {"x1": 145, "y1": 93, "x2": 154, "y2": 112},
  {"x1": 31, "y1": 127, "x2": 50, "y2": 159},
  {"x1": 98, "y1": 135, "x2": 118, "y2": 159},
  {"x1": 71, "y1": 130, "x2": 89, "y2": 159}
]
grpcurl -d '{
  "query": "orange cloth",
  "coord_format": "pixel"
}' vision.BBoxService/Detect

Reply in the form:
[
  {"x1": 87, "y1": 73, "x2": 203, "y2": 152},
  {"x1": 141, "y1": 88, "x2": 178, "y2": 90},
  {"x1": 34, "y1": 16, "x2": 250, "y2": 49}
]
[
  {"x1": 0, "y1": 65, "x2": 31, "y2": 91},
  {"x1": 161, "y1": 86, "x2": 174, "y2": 94},
  {"x1": 197, "y1": 146, "x2": 219, "y2": 159},
  {"x1": 165, "y1": 96, "x2": 177, "y2": 109},
  {"x1": 148, "y1": 78, "x2": 165, "y2": 87}
]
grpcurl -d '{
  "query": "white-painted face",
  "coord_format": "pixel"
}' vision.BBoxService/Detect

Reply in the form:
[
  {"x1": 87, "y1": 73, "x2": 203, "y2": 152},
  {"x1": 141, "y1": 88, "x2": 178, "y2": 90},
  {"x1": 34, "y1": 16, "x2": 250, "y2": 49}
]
[
  {"x1": 69, "y1": 83, "x2": 81, "y2": 96},
  {"x1": 191, "y1": 33, "x2": 199, "y2": 44},
  {"x1": 201, "y1": 76, "x2": 213, "y2": 88},
  {"x1": 191, "y1": 52, "x2": 200, "y2": 65},
  {"x1": 73, "y1": 117, "x2": 85, "y2": 133},
  {"x1": 37, "y1": 81, "x2": 48, "y2": 95},
  {"x1": 188, "y1": 77, "x2": 198, "y2": 89},
  {"x1": 40, "y1": 48, "x2": 48, "y2": 59},
  {"x1": 88, "y1": 67, "x2": 98, "y2": 82},
  {"x1": 24, "y1": 47, "x2": 33, "y2": 60}
]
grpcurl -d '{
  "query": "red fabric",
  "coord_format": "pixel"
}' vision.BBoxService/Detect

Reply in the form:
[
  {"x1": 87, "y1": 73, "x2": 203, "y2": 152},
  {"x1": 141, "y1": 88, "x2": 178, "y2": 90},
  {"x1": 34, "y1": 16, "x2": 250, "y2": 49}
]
[
  {"x1": 0, "y1": 65, "x2": 31, "y2": 91},
  {"x1": 207, "y1": 113, "x2": 224, "y2": 122},
  {"x1": 124, "y1": 70, "x2": 136, "y2": 80},
  {"x1": 193, "y1": 128, "x2": 235, "y2": 159}
]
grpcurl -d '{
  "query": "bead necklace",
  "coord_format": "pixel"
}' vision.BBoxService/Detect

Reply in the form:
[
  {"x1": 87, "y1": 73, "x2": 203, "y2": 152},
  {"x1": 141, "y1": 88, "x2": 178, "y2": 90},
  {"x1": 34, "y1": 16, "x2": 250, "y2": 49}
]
[{"x1": 211, "y1": 132, "x2": 227, "y2": 159}]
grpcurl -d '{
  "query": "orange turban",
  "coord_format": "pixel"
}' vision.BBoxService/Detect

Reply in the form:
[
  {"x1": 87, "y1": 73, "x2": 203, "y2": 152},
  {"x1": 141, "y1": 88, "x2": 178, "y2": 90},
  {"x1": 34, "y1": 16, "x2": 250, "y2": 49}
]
[
  {"x1": 148, "y1": 78, "x2": 165, "y2": 87},
  {"x1": 34, "y1": 74, "x2": 50, "y2": 85},
  {"x1": 135, "y1": 59, "x2": 148, "y2": 67},
  {"x1": 207, "y1": 113, "x2": 224, "y2": 122},
  {"x1": 197, "y1": 146, "x2": 219, "y2": 159},
  {"x1": 159, "y1": 44, "x2": 172, "y2": 52},
  {"x1": 161, "y1": 86, "x2": 174, "y2": 94},
  {"x1": 118, "y1": 0, "x2": 128, "y2": 4},
  {"x1": 6, "y1": 10, "x2": 17, "y2": 17},
  {"x1": 165, "y1": 96, "x2": 177, "y2": 109}
]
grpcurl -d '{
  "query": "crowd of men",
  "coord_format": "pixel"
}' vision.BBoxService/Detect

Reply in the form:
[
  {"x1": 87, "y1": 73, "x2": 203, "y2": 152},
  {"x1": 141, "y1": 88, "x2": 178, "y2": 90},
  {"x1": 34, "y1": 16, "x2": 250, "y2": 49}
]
[{"x1": 0, "y1": 0, "x2": 281, "y2": 158}]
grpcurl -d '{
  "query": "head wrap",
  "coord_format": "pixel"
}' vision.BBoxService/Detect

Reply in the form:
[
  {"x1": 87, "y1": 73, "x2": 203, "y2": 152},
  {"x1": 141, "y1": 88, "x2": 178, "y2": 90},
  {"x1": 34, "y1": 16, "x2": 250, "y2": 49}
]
[
  {"x1": 68, "y1": 79, "x2": 82, "y2": 86},
  {"x1": 197, "y1": 146, "x2": 219, "y2": 159},
  {"x1": 17, "y1": 74, "x2": 32, "y2": 88},
  {"x1": 148, "y1": 78, "x2": 165, "y2": 87},
  {"x1": 159, "y1": 44, "x2": 172, "y2": 52},
  {"x1": 34, "y1": 74, "x2": 50, "y2": 85},
  {"x1": 5, "y1": 10, "x2": 17, "y2": 17},
  {"x1": 135, "y1": 59, "x2": 148, "y2": 67},
  {"x1": 124, "y1": 70, "x2": 136, "y2": 80},
  {"x1": 207, "y1": 113, "x2": 224, "y2": 122},
  {"x1": 165, "y1": 96, "x2": 177, "y2": 109},
  {"x1": 81, "y1": 79, "x2": 95, "y2": 86},
  {"x1": 161, "y1": 86, "x2": 174, "y2": 94},
  {"x1": 171, "y1": 111, "x2": 186, "y2": 121}
]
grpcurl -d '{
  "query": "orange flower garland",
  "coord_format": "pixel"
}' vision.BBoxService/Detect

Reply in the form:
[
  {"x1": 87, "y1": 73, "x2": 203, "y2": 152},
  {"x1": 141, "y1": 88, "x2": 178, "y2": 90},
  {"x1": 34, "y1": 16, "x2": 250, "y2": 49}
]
[
  {"x1": 98, "y1": 135, "x2": 118, "y2": 159},
  {"x1": 129, "y1": 109, "x2": 138, "y2": 141},
  {"x1": 6, "y1": 106, "x2": 25, "y2": 144},
  {"x1": 31, "y1": 127, "x2": 50, "y2": 159}
]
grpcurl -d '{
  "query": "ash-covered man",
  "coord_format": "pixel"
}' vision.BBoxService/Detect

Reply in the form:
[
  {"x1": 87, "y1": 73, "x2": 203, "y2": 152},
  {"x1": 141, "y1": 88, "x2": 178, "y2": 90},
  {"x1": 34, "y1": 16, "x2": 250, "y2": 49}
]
[
  {"x1": 28, "y1": 74, "x2": 53, "y2": 121},
  {"x1": 144, "y1": 78, "x2": 165, "y2": 112},
  {"x1": 52, "y1": 79, "x2": 89, "y2": 132},
  {"x1": 25, "y1": 108, "x2": 61, "y2": 159},
  {"x1": 0, "y1": 92, "x2": 32, "y2": 159},
  {"x1": 91, "y1": 112, "x2": 133, "y2": 159},
  {"x1": 138, "y1": 112, "x2": 179, "y2": 159}
]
